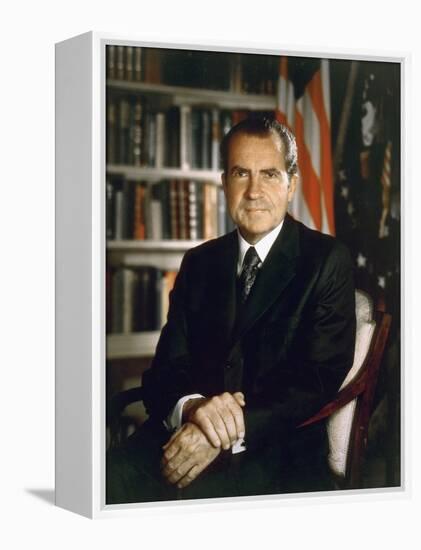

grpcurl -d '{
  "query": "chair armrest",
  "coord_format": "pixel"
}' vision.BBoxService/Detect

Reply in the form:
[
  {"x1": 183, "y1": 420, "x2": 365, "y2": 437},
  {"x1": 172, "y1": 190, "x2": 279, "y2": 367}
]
[
  {"x1": 106, "y1": 386, "x2": 144, "y2": 425},
  {"x1": 298, "y1": 311, "x2": 391, "y2": 430},
  {"x1": 298, "y1": 371, "x2": 367, "y2": 428}
]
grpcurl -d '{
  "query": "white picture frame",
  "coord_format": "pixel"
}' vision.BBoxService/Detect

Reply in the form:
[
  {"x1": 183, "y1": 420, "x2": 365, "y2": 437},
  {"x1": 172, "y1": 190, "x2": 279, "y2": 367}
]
[{"x1": 55, "y1": 31, "x2": 408, "y2": 518}]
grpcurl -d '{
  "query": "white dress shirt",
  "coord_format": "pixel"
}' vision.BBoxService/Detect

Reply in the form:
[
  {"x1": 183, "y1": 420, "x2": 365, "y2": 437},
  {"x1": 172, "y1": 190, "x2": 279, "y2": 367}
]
[{"x1": 164, "y1": 219, "x2": 285, "y2": 454}]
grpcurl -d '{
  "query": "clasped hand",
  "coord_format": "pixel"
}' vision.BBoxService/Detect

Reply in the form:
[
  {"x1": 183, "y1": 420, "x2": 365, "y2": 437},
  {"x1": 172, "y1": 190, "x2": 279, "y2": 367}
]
[
  {"x1": 161, "y1": 391, "x2": 246, "y2": 488},
  {"x1": 161, "y1": 422, "x2": 221, "y2": 488},
  {"x1": 183, "y1": 391, "x2": 246, "y2": 450}
]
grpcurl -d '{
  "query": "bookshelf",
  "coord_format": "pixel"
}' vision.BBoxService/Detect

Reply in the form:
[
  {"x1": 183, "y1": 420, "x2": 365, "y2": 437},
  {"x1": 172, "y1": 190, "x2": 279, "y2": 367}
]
[
  {"x1": 107, "y1": 239, "x2": 203, "y2": 270},
  {"x1": 106, "y1": 45, "x2": 278, "y2": 361},
  {"x1": 107, "y1": 79, "x2": 277, "y2": 111},
  {"x1": 106, "y1": 165, "x2": 221, "y2": 182}
]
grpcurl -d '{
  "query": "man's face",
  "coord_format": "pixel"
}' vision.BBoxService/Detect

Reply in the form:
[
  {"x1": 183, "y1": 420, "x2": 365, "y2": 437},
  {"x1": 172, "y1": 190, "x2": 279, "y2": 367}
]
[{"x1": 222, "y1": 132, "x2": 297, "y2": 244}]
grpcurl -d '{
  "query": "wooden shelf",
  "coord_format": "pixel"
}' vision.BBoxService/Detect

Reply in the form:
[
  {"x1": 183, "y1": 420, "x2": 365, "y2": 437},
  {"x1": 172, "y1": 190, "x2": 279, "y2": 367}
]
[
  {"x1": 107, "y1": 79, "x2": 277, "y2": 111},
  {"x1": 106, "y1": 239, "x2": 205, "y2": 269},
  {"x1": 106, "y1": 165, "x2": 222, "y2": 182},
  {"x1": 107, "y1": 332, "x2": 160, "y2": 359},
  {"x1": 107, "y1": 239, "x2": 205, "y2": 251}
]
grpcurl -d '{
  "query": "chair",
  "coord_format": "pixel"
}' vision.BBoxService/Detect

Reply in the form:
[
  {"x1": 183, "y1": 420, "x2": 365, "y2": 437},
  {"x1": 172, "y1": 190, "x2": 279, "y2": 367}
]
[
  {"x1": 299, "y1": 289, "x2": 391, "y2": 488},
  {"x1": 107, "y1": 290, "x2": 391, "y2": 490}
]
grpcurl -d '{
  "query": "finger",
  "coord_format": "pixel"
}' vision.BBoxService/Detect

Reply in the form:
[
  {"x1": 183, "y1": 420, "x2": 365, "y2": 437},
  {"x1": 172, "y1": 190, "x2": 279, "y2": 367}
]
[
  {"x1": 162, "y1": 442, "x2": 180, "y2": 463},
  {"x1": 227, "y1": 401, "x2": 245, "y2": 440},
  {"x1": 209, "y1": 411, "x2": 231, "y2": 450},
  {"x1": 233, "y1": 392, "x2": 246, "y2": 406},
  {"x1": 196, "y1": 415, "x2": 222, "y2": 449},
  {"x1": 161, "y1": 433, "x2": 184, "y2": 464},
  {"x1": 163, "y1": 456, "x2": 194, "y2": 485},
  {"x1": 219, "y1": 406, "x2": 238, "y2": 445},
  {"x1": 176, "y1": 464, "x2": 201, "y2": 489},
  {"x1": 162, "y1": 429, "x2": 180, "y2": 450},
  {"x1": 161, "y1": 444, "x2": 182, "y2": 471}
]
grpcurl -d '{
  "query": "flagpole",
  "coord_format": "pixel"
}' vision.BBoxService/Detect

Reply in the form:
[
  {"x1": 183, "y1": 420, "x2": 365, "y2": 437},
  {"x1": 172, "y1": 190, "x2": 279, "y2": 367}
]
[{"x1": 333, "y1": 61, "x2": 359, "y2": 176}]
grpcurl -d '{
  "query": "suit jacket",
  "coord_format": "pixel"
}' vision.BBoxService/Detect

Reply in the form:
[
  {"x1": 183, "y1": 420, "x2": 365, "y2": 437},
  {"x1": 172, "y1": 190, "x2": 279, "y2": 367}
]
[{"x1": 142, "y1": 214, "x2": 356, "y2": 484}]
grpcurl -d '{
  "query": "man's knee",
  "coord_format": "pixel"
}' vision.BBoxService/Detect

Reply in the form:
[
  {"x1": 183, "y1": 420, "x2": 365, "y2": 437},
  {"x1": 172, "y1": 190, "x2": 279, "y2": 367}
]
[{"x1": 106, "y1": 421, "x2": 176, "y2": 504}]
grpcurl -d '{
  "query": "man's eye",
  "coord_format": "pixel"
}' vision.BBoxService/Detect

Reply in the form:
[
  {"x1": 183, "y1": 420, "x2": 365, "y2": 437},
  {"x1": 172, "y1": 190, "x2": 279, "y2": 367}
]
[
  {"x1": 264, "y1": 171, "x2": 278, "y2": 179},
  {"x1": 233, "y1": 169, "x2": 247, "y2": 177}
]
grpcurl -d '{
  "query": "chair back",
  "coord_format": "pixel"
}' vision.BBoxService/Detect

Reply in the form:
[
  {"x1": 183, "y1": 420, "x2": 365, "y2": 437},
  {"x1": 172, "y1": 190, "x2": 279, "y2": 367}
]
[
  {"x1": 327, "y1": 290, "x2": 376, "y2": 477},
  {"x1": 299, "y1": 289, "x2": 391, "y2": 488}
]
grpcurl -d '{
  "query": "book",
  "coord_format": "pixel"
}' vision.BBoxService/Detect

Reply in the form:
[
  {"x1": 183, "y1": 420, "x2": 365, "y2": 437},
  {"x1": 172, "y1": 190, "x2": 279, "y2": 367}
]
[
  {"x1": 125, "y1": 46, "x2": 133, "y2": 81},
  {"x1": 203, "y1": 182, "x2": 217, "y2": 239},
  {"x1": 143, "y1": 110, "x2": 156, "y2": 167},
  {"x1": 190, "y1": 108, "x2": 201, "y2": 169},
  {"x1": 180, "y1": 105, "x2": 192, "y2": 170},
  {"x1": 133, "y1": 182, "x2": 146, "y2": 240},
  {"x1": 116, "y1": 46, "x2": 124, "y2": 80},
  {"x1": 106, "y1": 177, "x2": 115, "y2": 240},
  {"x1": 133, "y1": 47, "x2": 143, "y2": 82},
  {"x1": 177, "y1": 180, "x2": 188, "y2": 240},
  {"x1": 133, "y1": 266, "x2": 160, "y2": 331},
  {"x1": 143, "y1": 184, "x2": 153, "y2": 239},
  {"x1": 155, "y1": 112, "x2": 166, "y2": 168},
  {"x1": 111, "y1": 267, "x2": 124, "y2": 333},
  {"x1": 165, "y1": 107, "x2": 180, "y2": 168},
  {"x1": 106, "y1": 98, "x2": 117, "y2": 164},
  {"x1": 144, "y1": 49, "x2": 162, "y2": 84},
  {"x1": 188, "y1": 181, "x2": 199, "y2": 240},
  {"x1": 217, "y1": 186, "x2": 227, "y2": 237},
  {"x1": 150, "y1": 198, "x2": 163, "y2": 241},
  {"x1": 201, "y1": 109, "x2": 211, "y2": 169},
  {"x1": 130, "y1": 97, "x2": 143, "y2": 166},
  {"x1": 211, "y1": 108, "x2": 220, "y2": 171},
  {"x1": 122, "y1": 267, "x2": 136, "y2": 333},
  {"x1": 153, "y1": 181, "x2": 171, "y2": 239},
  {"x1": 169, "y1": 179, "x2": 179, "y2": 239},
  {"x1": 114, "y1": 186, "x2": 124, "y2": 241},
  {"x1": 117, "y1": 97, "x2": 130, "y2": 164},
  {"x1": 106, "y1": 45, "x2": 116, "y2": 79}
]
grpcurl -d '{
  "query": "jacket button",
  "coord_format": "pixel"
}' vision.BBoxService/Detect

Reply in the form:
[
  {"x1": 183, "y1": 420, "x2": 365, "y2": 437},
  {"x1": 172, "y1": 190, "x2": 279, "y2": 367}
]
[{"x1": 225, "y1": 364, "x2": 231, "y2": 370}]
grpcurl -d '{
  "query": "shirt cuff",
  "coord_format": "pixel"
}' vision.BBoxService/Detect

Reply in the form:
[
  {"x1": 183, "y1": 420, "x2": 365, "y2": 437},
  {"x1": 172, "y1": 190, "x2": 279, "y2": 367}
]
[
  {"x1": 232, "y1": 437, "x2": 246, "y2": 454},
  {"x1": 163, "y1": 394, "x2": 204, "y2": 432}
]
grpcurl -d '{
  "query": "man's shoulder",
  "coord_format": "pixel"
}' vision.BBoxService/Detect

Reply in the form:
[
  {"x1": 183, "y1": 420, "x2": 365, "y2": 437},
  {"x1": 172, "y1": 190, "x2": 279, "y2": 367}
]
[
  {"x1": 293, "y1": 217, "x2": 352, "y2": 266},
  {"x1": 184, "y1": 231, "x2": 237, "y2": 260}
]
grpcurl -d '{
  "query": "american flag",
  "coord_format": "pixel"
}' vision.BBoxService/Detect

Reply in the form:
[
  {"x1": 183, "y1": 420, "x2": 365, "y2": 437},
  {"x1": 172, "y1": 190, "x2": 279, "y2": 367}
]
[{"x1": 276, "y1": 57, "x2": 335, "y2": 236}]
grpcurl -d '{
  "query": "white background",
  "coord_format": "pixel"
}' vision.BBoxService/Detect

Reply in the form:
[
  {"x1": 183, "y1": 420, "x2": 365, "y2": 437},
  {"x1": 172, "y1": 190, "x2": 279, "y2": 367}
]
[{"x1": 1, "y1": 0, "x2": 419, "y2": 547}]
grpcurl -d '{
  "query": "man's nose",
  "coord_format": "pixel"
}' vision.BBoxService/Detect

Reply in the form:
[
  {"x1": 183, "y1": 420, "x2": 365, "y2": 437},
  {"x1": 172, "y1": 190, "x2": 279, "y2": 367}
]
[{"x1": 245, "y1": 174, "x2": 263, "y2": 199}]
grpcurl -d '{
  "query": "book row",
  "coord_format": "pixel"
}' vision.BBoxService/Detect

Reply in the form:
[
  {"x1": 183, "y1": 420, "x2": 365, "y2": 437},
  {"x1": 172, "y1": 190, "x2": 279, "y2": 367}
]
[
  {"x1": 106, "y1": 266, "x2": 177, "y2": 334},
  {"x1": 106, "y1": 178, "x2": 235, "y2": 241},
  {"x1": 106, "y1": 46, "x2": 279, "y2": 94},
  {"x1": 106, "y1": 97, "x2": 272, "y2": 168}
]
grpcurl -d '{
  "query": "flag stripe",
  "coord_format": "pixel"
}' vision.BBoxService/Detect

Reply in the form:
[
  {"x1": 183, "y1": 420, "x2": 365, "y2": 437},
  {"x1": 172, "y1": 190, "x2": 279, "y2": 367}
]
[
  {"x1": 308, "y1": 70, "x2": 335, "y2": 234},
  {"x1": 294, "y1": 106, "x2": 322, "y2": 229},
  {"x1": 276, "y1": 56, "x2": 335, "y2": 235}
]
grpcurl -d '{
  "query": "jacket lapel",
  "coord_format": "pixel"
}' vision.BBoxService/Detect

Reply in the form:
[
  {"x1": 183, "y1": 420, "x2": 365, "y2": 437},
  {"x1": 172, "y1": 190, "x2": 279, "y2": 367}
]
[{"x1": 232, "y1": 214, "x2": 300, "y2": 343}]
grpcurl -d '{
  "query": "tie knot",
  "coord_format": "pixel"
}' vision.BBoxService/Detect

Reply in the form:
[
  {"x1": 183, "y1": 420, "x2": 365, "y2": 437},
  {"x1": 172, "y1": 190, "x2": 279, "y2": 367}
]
[{"x1": 242, "y1": 247, "x2": 260, "y2": 271}]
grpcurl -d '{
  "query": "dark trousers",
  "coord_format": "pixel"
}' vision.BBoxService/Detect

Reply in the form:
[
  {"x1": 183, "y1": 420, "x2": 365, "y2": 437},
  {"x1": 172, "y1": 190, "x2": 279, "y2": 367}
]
[{"x1": 106, "y1": 419, "x2": 336, "y2": 505}]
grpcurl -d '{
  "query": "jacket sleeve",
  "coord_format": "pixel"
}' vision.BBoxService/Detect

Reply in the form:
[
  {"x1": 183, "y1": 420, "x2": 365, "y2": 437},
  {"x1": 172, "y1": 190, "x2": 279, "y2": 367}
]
[
  {"x1": 142, "y1": 250, "x2": 197, "y2": 422},
  {"x1": 243, "y1": 242, "x2": 356, "y2": 452}
]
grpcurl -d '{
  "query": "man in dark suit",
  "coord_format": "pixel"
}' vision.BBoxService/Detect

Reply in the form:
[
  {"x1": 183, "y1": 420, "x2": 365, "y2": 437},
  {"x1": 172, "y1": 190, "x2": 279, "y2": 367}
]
[{"x1": 106, "y1": 117, "x2": 356, "y2": 503}]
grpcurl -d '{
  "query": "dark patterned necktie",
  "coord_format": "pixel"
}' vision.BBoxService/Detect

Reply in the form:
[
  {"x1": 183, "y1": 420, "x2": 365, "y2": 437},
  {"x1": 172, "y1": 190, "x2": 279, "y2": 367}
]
[{"x1": 239, "y1": 246, "x2": 261, "y2": 303}]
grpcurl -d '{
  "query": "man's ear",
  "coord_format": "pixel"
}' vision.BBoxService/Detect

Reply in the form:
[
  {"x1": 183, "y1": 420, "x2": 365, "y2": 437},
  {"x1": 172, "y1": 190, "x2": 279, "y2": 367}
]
[{"x1": 287, "y1": 174, "x2": 297, "y2": 203}]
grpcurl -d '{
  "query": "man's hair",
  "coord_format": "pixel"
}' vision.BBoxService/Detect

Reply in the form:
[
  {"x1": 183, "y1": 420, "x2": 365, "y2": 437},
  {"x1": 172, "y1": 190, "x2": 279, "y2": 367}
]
[{"x1": 220, "y1": 116, "x2": 298, "y2": 179}]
